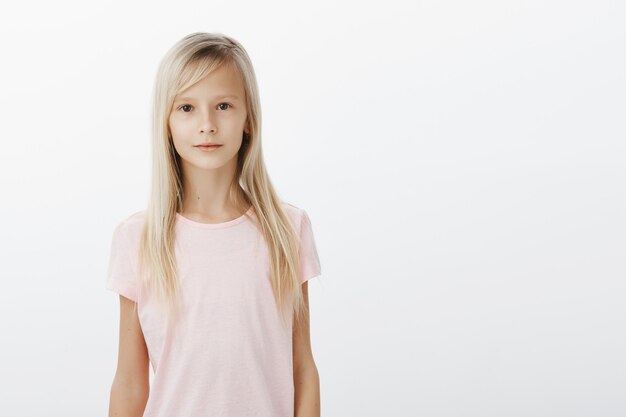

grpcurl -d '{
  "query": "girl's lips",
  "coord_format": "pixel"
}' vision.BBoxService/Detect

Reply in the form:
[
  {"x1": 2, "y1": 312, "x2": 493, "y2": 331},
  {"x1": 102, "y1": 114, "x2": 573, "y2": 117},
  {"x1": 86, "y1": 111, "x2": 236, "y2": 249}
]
[{"x1": 195, "y1": 145, "x2": 222, "y2": 152}]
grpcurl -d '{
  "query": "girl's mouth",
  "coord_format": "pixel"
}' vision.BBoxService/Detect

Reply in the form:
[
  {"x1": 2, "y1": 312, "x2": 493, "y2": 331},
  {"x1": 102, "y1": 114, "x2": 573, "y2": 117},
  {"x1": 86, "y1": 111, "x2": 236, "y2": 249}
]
[{"x1": 195, "y1": 145, "x2": 222, "y2": 152}]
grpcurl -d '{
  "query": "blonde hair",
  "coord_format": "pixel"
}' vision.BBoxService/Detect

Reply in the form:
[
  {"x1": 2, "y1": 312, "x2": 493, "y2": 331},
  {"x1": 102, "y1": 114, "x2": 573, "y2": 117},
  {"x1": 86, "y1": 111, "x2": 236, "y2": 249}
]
[{"x1": 133, "y1": 32, "x2": 309, "y2": 332}]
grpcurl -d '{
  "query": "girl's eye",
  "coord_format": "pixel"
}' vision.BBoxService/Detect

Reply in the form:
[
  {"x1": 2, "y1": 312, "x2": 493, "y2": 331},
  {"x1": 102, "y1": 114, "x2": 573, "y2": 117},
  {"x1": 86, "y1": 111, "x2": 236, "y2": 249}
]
[{"x1": 177, "y1": 103, "x2": 232, "y2": 112}]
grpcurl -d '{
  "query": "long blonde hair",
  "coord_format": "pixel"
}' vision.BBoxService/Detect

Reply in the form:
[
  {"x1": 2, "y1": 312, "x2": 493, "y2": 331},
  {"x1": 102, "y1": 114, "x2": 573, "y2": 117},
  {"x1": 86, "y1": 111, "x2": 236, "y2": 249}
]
[{"x1": 134, "y1": 32, "x2": 308, "y2": 332}]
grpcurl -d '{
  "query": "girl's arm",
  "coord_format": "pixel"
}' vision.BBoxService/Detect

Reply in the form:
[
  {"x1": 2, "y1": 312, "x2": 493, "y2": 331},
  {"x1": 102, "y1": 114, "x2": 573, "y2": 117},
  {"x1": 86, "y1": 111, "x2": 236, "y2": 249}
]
[
  {"x1": 108, "y1": 295, "x2": 150, "y2": 417},
  {"x1": 293, "y1": 282, "x2": 321, "y2": 417}
]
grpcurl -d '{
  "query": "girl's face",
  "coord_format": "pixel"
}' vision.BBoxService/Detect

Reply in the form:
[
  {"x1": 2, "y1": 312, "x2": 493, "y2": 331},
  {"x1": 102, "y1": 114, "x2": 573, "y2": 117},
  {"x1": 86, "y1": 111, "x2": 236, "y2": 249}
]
[{"x1": 169, "y1": 63, "x2": 249, "y2": 172}]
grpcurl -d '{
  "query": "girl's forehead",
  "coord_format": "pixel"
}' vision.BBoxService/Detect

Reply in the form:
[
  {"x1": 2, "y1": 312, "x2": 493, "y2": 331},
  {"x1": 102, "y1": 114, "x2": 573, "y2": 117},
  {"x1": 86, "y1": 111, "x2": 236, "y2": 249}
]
[
  {"x1": 176, "y1": 66, "x2": 245, "y2": 99},
  {"x1": 174, "y1": 93, "x2": 242, "y2": 102}
]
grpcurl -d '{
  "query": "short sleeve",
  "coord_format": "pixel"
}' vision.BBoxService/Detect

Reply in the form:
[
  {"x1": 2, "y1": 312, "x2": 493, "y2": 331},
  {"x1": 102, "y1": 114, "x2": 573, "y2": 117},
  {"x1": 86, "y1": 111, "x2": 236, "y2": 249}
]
[
  {"x1": 298, "y1": 209, "x2": 322, "y2": 284},
  {"x1": 106, "y1": 222, "x2": 138, "y2": 302}
]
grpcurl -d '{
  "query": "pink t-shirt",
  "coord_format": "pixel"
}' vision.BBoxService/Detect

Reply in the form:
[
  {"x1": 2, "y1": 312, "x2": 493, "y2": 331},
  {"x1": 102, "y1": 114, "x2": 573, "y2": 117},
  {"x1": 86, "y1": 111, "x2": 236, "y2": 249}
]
[{"x1": 106, "y1": 202, "x2": 321, "y2": 417}]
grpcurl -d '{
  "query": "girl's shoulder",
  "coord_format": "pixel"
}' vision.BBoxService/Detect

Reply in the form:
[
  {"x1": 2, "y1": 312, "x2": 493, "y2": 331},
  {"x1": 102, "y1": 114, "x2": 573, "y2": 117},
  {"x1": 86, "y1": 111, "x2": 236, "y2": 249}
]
[
  {"x1": 281, "y1": 200, "x2": 301, "y2": 213},
  {"x1": 118, "y1": 209, "x2": 146, "y2": 226},
  {"x1": 280, "y1": 201, "x2": 314, "y2": 229},
  {"x1": 281, "y1": 201, "x2": 305, "y2": 219},
  {"x1": 112, "y1": 209, "x2": 146, "y2": 240}
]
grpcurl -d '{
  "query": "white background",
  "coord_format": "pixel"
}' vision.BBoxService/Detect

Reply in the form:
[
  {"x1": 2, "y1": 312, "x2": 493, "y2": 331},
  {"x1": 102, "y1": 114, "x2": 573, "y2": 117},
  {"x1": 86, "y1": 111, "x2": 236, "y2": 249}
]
[{"x1": 0, "y1": 1, "x2": 624, "y2": 416}]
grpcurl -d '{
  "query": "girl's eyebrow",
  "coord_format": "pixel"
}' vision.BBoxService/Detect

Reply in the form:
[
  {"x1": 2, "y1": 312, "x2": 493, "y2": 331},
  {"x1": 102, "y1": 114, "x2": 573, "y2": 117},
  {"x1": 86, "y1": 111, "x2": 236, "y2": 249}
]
[{"x1": 174, "y1": 94, "x2": 241, "y2": 102}]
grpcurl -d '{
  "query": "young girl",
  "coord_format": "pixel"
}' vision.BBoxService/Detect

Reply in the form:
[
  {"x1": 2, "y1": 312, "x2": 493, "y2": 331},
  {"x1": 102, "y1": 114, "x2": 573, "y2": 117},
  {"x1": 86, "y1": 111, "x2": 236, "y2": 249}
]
[{"x1": 106, "y1": 32, "x2": 322, "y2": 417}]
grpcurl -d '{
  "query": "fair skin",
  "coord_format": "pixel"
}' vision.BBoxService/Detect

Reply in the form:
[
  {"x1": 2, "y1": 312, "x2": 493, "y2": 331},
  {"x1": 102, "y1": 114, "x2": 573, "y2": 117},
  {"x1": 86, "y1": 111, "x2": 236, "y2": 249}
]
[
  {"x1": 293, "y1": 282, "x2": 322, "y2": 417},
  {"x1": 109, "y1": 63, "x2": 320, "y2": 416},
  {"x1": 108, "y1": 296, "x2": 149, "y2": 416},
  {"x1": 169, "y1": 61, "x2": 251, "y2": 222}
]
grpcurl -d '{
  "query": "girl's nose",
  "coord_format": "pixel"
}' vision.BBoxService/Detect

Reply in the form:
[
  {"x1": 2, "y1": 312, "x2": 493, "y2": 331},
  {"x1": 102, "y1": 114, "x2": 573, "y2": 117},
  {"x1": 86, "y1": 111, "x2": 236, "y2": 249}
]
[{"x1": 199, "y1": 112, "x2": 217, "y2": 134}]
